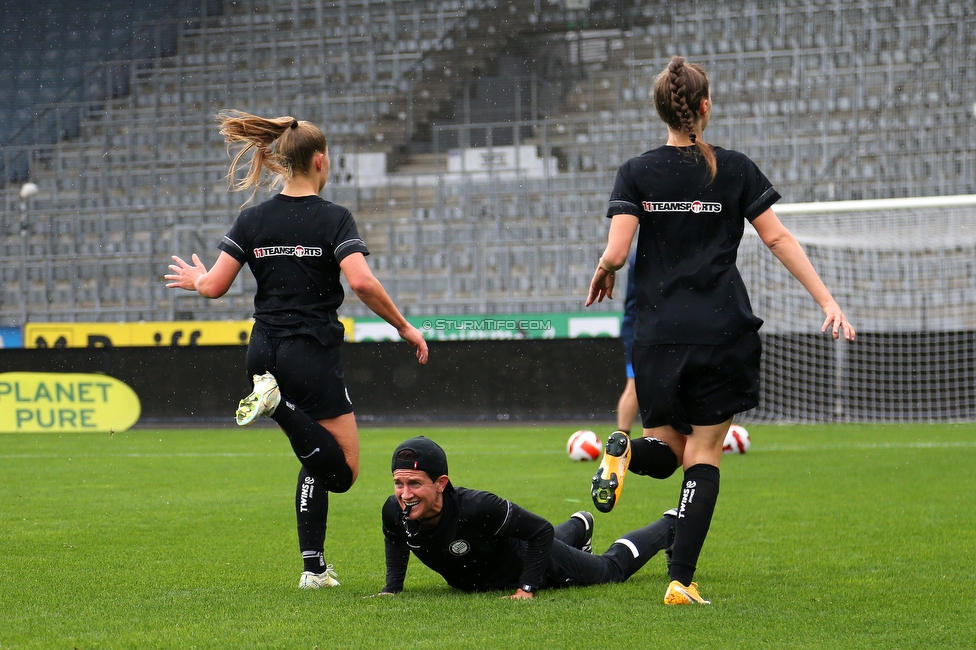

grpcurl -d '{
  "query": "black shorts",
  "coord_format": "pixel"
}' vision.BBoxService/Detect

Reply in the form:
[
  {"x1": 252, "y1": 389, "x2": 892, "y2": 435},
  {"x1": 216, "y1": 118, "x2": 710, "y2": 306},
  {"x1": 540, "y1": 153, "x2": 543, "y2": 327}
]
[
  {"x1": 246, "y1": 328, "x2": 354, "y2": 420},
  {"x1": 632, "y1": 330, "x2": 761, "y2": 434}
]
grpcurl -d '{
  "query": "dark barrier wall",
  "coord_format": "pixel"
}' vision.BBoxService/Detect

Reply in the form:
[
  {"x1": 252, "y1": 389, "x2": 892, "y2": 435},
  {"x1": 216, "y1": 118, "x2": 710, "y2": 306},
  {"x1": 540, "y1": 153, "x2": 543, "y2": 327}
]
[
  {"x1": 3, "y1": 332, "x2": 974, "y2": 424},
  {"x1": 0, "y1": 339, "x2": 626, "y2": 424}
]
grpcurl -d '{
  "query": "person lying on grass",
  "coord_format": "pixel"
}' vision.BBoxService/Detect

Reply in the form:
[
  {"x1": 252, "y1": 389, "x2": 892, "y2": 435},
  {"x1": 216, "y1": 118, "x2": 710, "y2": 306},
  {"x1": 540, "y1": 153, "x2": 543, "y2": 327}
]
[{"x1": 378, "y1": 436, "x2": 676, "y2": 599}]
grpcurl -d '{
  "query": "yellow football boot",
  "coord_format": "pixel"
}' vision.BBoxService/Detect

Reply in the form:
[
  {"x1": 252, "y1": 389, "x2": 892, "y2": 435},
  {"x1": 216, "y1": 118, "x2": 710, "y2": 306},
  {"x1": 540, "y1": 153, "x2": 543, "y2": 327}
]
[{"x1": 590, "y1": 431, "x2": 631, "y2": 513}]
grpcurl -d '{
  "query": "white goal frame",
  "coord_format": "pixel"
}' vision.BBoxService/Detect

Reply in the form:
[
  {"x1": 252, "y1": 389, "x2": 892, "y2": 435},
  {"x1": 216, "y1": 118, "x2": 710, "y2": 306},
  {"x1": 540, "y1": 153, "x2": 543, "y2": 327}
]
[{"x1": 738, "y1": 194, "x2": 976, "y2": 423}]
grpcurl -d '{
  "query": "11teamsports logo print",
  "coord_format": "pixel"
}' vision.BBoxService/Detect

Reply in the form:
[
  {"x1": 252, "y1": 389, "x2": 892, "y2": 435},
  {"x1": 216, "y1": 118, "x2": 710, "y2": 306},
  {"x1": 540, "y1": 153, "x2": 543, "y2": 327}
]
[
  {"x1": 643, "y1": 200, "x2": 722, "y2": 213},
  {"x1": 253, "y1": 245, "x2": 324, "y2": 258}
]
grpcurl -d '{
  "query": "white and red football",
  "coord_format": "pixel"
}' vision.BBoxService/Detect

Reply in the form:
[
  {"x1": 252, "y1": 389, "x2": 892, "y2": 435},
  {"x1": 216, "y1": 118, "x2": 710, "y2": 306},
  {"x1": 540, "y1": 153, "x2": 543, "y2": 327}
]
[
  {"x1": 567, "y1": 430, "x2": 602, "y2": 461},
  {"x1": 723, "y1": 424, "x2": 751, "y2": 454}
]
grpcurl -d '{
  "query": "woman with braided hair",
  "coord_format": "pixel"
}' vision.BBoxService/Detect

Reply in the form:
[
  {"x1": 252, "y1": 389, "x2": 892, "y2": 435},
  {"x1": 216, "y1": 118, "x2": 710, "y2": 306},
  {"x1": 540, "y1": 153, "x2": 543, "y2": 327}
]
[
  {"x1": 165, "y1": 110, "x2": 428, "y2": 589},
  {"x1": 585, "y1": 57, "x2": 855, "y2": 604}
]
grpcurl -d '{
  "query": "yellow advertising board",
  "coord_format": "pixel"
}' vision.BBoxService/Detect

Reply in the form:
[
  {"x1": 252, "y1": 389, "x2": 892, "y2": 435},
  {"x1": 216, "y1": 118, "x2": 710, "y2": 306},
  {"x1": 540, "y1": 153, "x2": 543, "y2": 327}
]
[
  {"x1": 24, "y1": 321, "x2": 256, "y2": 348},
  {"x1": 0, "y1": 372, "x2": 141, "y2": 433},
  {"x1": 23, "y1": 318, "x2": 355, "y2": 348}
]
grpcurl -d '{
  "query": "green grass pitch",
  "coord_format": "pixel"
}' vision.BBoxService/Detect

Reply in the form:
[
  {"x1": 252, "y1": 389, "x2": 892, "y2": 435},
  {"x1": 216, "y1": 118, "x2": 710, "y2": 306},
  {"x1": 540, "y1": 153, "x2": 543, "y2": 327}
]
[{"x1": 2, "y1": 423, "x2": 974, "y2": 649}]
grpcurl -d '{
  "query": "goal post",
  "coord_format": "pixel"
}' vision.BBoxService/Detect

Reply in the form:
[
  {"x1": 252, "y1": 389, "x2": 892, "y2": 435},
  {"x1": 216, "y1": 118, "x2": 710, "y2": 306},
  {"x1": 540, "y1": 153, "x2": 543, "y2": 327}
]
[{"x1": 738, "y1": 194, "x2": 976, "y2": 423}]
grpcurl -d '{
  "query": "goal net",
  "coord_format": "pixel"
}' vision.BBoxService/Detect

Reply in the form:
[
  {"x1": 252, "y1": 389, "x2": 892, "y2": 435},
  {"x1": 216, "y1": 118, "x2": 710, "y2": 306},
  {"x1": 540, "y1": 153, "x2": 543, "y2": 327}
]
[{"x1": 737, "y1": 195, "x2": 976, "y2": 423}]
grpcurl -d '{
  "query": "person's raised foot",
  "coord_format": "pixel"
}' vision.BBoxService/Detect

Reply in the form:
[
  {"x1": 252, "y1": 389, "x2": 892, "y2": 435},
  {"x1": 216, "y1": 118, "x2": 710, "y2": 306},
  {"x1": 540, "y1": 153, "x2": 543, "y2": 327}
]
[
  {"x1": 235, "y1": 372, "x2": 280, "y2": 426},
  {"x1": 590, "y1": 431, "x2": 631, "y2": 513}
]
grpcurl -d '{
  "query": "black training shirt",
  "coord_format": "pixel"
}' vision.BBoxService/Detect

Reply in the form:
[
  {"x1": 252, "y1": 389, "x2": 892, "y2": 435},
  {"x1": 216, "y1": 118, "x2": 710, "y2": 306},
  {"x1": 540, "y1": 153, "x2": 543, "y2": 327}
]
[
  {"x1": 607, "y1": 145, "x2": 780, "y2": 344},
  {"x1": 381, "y1": 486, "x2": 555, "y2": 593},
  {"x1": 218, "y1": 194, "x2": 369, "y2": 347}
]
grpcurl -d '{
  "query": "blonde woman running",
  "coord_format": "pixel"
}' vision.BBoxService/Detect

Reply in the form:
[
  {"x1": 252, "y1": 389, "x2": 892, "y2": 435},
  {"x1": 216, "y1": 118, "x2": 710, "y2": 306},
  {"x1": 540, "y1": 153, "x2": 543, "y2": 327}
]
[{"x1": 166, "y1": 110, "x2": 427, "y2": 589}]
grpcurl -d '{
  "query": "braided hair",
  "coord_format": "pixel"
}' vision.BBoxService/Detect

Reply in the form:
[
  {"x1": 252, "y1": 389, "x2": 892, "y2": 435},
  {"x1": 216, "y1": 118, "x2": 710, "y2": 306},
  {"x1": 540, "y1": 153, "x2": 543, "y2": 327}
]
[{"x1": 652, "y1": 56, "x2": 717, "y2": 182}]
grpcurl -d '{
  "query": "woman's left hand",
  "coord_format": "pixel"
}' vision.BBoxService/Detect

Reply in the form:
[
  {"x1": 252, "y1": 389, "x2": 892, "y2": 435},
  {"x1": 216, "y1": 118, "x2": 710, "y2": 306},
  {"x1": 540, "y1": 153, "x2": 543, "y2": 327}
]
[
  {"x1": 398, "y1": 324, "x2": 429, "y2": 364},
  {"x1": 821, "y1": 301, "x2": 856, "y2": 341}
]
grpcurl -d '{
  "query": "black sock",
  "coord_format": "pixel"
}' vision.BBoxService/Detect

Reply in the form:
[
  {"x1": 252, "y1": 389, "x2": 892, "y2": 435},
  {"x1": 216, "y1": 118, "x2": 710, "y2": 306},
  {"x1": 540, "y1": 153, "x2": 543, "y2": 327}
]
[
  {"x1": 297, "y1": 466, "x2": 329, "y2": 573},
  {"x1": 669, "y1": 463, "x2": 720, "y2": 586},
  {"x1": 629, "y1": 436, "x2": 679, "y2": 479},
  {"x1": 302, "y1": 551, "x2": 326, "y2": 574},
  {"x1": 272, "y1": 400, "x2": 353, "y2": 493}
]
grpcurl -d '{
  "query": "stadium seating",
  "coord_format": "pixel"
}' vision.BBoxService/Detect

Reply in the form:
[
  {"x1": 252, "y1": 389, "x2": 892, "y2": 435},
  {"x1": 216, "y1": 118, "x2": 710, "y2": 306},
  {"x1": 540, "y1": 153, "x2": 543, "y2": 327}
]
[{"x1": 1, "y1": 0, "x2": 974, "y2": 330}]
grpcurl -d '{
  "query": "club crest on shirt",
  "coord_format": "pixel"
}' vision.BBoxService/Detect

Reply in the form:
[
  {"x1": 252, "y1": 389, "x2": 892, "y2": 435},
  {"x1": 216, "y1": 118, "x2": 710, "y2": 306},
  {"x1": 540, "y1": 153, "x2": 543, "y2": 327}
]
[
  {"x1": 449, "y1": 540, "x2": 470, "y2": 556},
  {"x1": 642, "y1": 200, "x2": 722, "y2": 214},
  {"x1": 253, "y1": 245, "x2": 324, "y2": 258}
]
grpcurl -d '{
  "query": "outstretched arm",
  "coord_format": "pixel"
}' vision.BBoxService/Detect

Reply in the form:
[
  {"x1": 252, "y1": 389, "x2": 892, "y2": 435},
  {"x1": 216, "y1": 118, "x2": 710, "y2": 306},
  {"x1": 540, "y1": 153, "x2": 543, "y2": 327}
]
[
  {"x1": 340, "y1": 252, "x2": 429, "y2": 364},
  {"x1": 751, "y1": 209, "x2": 855, "y2": 340},
  {"x1": 586, "y1": 214, "x2": 639, "y2": 306},
  {"x1": 165, "y1": 252, "x2": 242, "y2": 299}
]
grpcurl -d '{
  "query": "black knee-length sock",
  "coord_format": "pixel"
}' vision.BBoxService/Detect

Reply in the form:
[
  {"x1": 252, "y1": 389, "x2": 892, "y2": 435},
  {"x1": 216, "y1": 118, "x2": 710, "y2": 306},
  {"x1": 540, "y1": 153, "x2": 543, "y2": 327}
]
[
  {"x1": 669, "y1": 463, "x2": 720, "y2": 586},
  {"x1": 629, "y1": 436, "x2": 680, "y2": 479},
  {"x1": 271, "y1": 400, "x2": 353, "y2": 493},
  {"x1": 296, "y1": 466, "x2": 329, "y2": 573}
]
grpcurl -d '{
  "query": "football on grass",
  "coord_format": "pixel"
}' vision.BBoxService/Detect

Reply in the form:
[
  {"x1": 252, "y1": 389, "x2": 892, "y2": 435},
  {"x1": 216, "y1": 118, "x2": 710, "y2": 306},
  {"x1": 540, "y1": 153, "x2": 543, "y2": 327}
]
[
  {"x1": 567, "y1": 430, "x2": 601, "y2": 461},
  {"x1": 723, "y1": 424, "x2": 751, "y2": 454}
]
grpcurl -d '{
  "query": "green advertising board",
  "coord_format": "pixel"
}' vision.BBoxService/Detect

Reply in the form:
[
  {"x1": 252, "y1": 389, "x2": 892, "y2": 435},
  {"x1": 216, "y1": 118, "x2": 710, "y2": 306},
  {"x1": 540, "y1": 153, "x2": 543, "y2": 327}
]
[{"x1": 347, "y1": 312, "x2": 622, "y2": 341}]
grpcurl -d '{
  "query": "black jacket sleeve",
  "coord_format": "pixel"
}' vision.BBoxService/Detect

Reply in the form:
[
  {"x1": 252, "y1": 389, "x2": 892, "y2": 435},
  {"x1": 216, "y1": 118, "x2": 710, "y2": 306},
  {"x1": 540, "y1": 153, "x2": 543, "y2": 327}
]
[
  {"x1": 383, "y1": 536, "x2": 410, "y2": 594},
  {"x1": 497, "y1": 503, "x2": 555, "y2": 592},
  {"x1": 381, "y1": 497, "x2": 409, "y2": 593}
]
